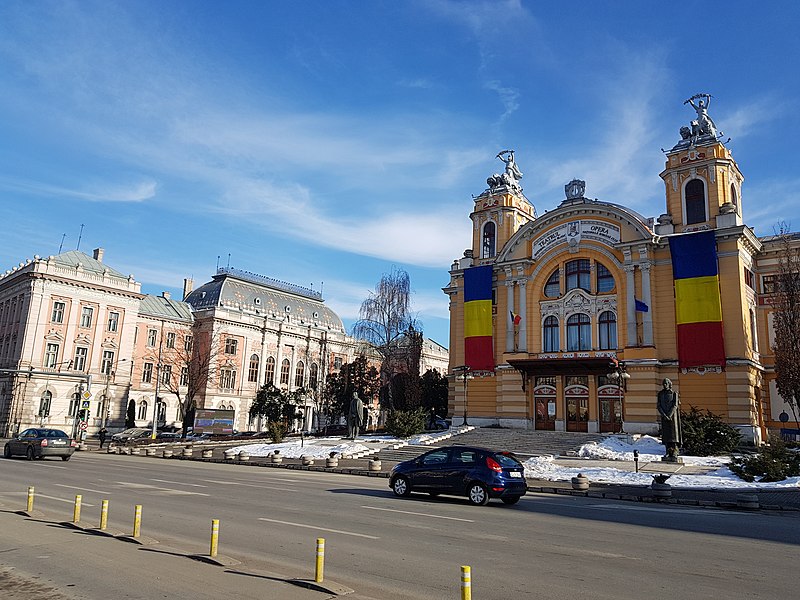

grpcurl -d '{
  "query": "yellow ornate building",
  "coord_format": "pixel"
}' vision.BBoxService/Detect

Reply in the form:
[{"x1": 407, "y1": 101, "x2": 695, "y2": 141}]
[{"x1": 445, "y1": 97, "x2": 794, "y2": 445}]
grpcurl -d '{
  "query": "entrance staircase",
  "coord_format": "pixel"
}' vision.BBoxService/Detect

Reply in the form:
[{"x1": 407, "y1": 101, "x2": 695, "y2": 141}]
[{"x1": 376, "y1": 427, "x2": 609, "y2": 463}]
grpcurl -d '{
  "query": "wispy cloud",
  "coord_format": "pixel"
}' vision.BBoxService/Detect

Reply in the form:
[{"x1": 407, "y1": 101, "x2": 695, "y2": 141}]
[{"x1": 0, "y1": 176, "x2": 157, "y2": 202}]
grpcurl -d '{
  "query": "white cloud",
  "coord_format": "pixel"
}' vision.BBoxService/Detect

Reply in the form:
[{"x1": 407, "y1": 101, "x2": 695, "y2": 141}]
[{"x1": 0, "y1": 176, "x2": 157, "y2": 202}]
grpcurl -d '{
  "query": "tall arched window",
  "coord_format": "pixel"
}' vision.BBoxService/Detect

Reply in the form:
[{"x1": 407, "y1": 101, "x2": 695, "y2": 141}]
[
  {"x1": 264, "y1": 356, "x2": 275, "y2": 385},
  {"x1": 280, "y1": 359, "x2": 291, "y2": 385},
  {"x1": 566, "y1": 259, "x2": 591, "y2": 292},
  {"x1": 309, "y1": 363, "x2": 319, "y2": 390},
  {"x1": 596, "y1": 263, "x2": 615, "y2": 293},
  {"x1": 295, "y1": 361, "x2": 305, "y2": 388},
  {"x1": 685, "y1": 179, "x2": 706, "y2": 224},
  {"x1": 482, "y1": 222, "x2": 496, "y2": 258},
  {"x1": 598, "y1": 311, "x2": 617, "y2": 350},
  {"x1": 730, "y1": 183, "x2": 738, "y2": 208},
  {"x1": 137, "y1": 400, "x2": 148, "y2": 420},
  {"x1": 248, "y1": 354, "x2": 259, "y2": 383},
  {"x1": 544, "y1": 270, "x2": 560, "y2": 298},
  {"x1": 39, "y1": 390, "x2": 52, "y2": 417},
  {"x1": 566, "y1": 313, "x2": 591, "y2": 351},
  {"x1": 543, "y1": 316, "x2": 559, "y2": 352}
]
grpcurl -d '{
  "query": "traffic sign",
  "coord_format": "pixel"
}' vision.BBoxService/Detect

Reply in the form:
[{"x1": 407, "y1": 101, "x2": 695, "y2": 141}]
[
  {"x1": 81, "y1": 400, "x2": 91, "y2": 410},
  {"x1": 82, "y1": 391, "x2": 92, "y2": 401},
  {"x1": 79, "y1": 421, "x2": 88, "y2": 430}
]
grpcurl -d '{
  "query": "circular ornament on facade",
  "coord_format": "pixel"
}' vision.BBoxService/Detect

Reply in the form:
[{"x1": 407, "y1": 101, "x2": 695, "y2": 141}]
[
  {"x1": 254, "y1": 297, "x2": 261, "y2": 305},
  {"x1": 284, "y1": 305, "x2": 291, "y2": 313},
  {"x1": 313, "y1": 311, "x2": 319, "y2": 319}
]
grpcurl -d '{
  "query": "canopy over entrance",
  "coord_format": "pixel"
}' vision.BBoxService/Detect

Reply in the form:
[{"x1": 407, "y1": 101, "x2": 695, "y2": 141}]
[{"x1": 507, "y1": 357, "x2": 615, "y2": 377}]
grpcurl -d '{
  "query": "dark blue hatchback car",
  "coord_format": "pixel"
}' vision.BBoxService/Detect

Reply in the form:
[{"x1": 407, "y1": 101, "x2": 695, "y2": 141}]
[{"x1": 389, "y1": 445, "x2": 528, "y2": 506}]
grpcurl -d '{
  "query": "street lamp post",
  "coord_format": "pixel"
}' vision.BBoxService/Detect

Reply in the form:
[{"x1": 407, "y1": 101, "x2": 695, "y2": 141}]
[
  {"x1": 453, "y1": 365, "x2": 472, "y2": 426},
  {"x1": 607, "y1": 360, "x2": 630, "y2": 434}
]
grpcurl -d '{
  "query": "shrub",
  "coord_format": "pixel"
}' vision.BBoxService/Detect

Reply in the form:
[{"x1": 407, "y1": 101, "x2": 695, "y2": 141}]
[
  {"x1": 680, "y1": 407, "x2": 741, "y2": 456},
  {"x1": 385, "y1": 408, "x2": 427, "y2": 438},
  {"x1": 729, "y1": 439, "x2": 800, "y2": 482},
  {"x1": 267, "y1": 421, "x2": 287, "y2": 444}
]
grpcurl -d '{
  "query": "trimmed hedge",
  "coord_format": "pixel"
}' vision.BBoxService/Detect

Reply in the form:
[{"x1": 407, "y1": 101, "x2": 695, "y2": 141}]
[{"x1": 385, "y1": 408, "x2": 427, "y2": 438}]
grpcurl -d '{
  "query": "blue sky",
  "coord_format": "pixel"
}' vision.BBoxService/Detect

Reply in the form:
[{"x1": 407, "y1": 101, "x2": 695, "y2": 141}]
[{"x1": 2, "y1": 1, "x2": 799, "y2": 348}]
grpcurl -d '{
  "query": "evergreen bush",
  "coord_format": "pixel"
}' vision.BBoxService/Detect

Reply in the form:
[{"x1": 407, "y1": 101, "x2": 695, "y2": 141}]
[
  {"x1": 268, "y1": 421, "x2": 287, "y2": 444},
  {"x1": 385, "y1": 408, "x2": 427, "y2": 438},
  {"x1": 680, "y1": 407, "x2": 741, "y2": 456},
  {"x1": 729, "y1": 438, "x2": 800, "y2": 482}
]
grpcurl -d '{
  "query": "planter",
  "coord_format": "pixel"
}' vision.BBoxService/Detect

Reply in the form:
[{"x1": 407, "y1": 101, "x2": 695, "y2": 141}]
[
  {"x1": 145, "y1": 447, "x2": 157, "y2": 457},
  {"x1": 130, "y1": 447, "x2": 141, "y2": 456},
  {"x1": 271, "y1": 454, "x2": 283, "y2": 464},
  {"x1": 202, "y1": 449, "x2": 213, "y2": 459},
  {"x1": 736, "y1": 493, "x2": 759, "y2": 509},
  {"x1": 651, "y1": 482, "x2": 672, "y2": 498},
  {"x1": 325, "y1": 457, "x2": 339, "y2": 468},
  {"x1": 107, "y1": 446, "x2": 116, "y2": 454},
  {"x1": 238, "y1": 451, "x2": 250, "y2": 462},
  {"x1": 182, "y1": 447, "x2": 193, "y2": 458},
  {"x1": 301, "y1": 455, "x2": 313, "y2": 466},
  {"x1": 223, "y1": 449, "x2": 236, "y2": 461},
  {"x1": 162, "y1": 448, "x2": 174, "y2": 458},
  {"x1": 369, "y1": 459, "x2": 382, "y2": 472},
  {"x1": 571, "y1": 473, "x2": 589, "y2": 490}
]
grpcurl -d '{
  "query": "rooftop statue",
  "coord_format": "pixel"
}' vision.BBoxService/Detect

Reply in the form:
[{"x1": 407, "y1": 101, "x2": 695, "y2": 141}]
[
  {"x1": 683, "y1": 93, "x2": 718, "y2": 139},
  {"x1": 487, "y1": 150, "x2": 523, "y2": 191}
]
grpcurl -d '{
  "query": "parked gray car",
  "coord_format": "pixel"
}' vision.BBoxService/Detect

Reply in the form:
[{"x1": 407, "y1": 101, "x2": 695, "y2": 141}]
[
  {"x1": 4, "y1": 428, "x2": 77, "y2": 461},
  {"x1": 110, "y1": 428, "x2": 152, "y2": 443}
]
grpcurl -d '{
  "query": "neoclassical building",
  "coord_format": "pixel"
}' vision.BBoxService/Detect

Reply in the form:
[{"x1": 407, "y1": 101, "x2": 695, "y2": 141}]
[{"x1": 445, "y1": 96, "x2": 796, "y2": 445}]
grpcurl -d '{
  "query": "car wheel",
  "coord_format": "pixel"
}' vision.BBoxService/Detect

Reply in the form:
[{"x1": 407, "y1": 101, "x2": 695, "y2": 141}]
[
  {"x1": 26, "y1": 447, "x2": 35, "y2": 461},
  {"x1": 61, "y1": 455, "x2": 71, "y2": 462},
  {"x1": 501, "y1": 496, "x2": 521, "y2": 505},
  {"x1": 3, "y1": 444, "x2": 11, "y2": 459},
  {"x1": 467, "y1": 483, "x2": 490, "y2": 506},
  {"x1": 392, "y1": 476, "x2": 411, "y2": 497}
]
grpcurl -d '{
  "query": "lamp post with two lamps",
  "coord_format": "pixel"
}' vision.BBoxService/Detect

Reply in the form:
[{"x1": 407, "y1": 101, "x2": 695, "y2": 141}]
[
  {"x1": 606, "y1": 359, "x2": 630, "y2": 434},
  {"x1": 453, "y1": 365, "x2": 473, "y2": 426}
]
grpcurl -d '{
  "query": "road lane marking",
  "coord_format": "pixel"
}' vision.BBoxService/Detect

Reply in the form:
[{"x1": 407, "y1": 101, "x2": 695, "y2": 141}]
[
  {"x1": 150, "y1": 479, "x2": 208, "y2": 488},
  {"x1": 258, "y1": 517, "x2": 379, "y2": 539},
  {"x1": 37, "y1": 494, "x2": 95, "y2": 507},
  {"x1": 54, "y1": 484, "x2": 112, "y2": 495},
  {"x1": 203, "y1": 479, "x2": 296, "y2": 492},
  {"x1": 115, "y1": 482, "x2": 209, "y2": 496},
  {"x1": 361, "y1": 505, "x2": 475, "y2": 523}
]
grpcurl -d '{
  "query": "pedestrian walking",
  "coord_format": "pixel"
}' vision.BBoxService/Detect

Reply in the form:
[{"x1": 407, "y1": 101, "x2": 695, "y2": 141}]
[{"x1": 98, "y1": 427, "x2": 108, "y2": 449}]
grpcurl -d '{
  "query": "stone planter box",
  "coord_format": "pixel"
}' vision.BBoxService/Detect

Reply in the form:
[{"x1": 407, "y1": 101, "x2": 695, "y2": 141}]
[
  {"x1": 238, "y1": 451, "x2": 250, "y2": 462},
  {"x1": 162, "y1": 448, "x2": 174, "y2": 458},
  {"x1": 202, "y1": 449, "x2": 213, "y2": 459},
  {"x1": 571, "y1": 474, "x2": 589, "y2": 490},
  {"x1": 223, "y1": 449, "x2": 236, "y2": 460},
  {"x1": 301, "y1": 455, "x2": 313, "y2": 466},
  {"x1": 325, "y1": 457, "x2": 339, "y2": 468},
  {"x1": 369, "y1": 459, "x2": 382, "y2": 472},
  {"x1": 145, "y1": 447, "x2": 157, "y2": 457},
  {"x1": 271, "y1": 454, "x2": 283, "y2": 464},
  {"x1": 182, "y1": 447, "x2": 193, "y2": 458}
]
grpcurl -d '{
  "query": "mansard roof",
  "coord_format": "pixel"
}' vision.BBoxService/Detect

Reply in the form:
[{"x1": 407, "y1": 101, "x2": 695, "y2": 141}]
[
  {"x1": 184, "y1": 267, "x2": 345, "y2": 332},
  {"x1": 139, "y1": 294, "x2": 194, "y2": 323},
  {"x1": 51, "y1": 250, "x2": 129, "y2": 280}
]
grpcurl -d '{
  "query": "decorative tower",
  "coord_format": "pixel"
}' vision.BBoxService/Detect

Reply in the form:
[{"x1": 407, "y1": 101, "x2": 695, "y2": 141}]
[
  {"x1": 470, "y1": 150, "x2": 536, "y2": 263},
  {"x1": 657, "y1": 93, "x2": 744, "y2": 235}
]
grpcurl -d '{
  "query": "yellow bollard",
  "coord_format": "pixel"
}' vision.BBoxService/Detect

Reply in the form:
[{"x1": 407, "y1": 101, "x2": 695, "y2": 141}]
[
  {"x1": 314, "y1": 537, "x2": 325, "y2": 583},
  {"x1": 73, "y1": 495, "x2": 82, "y2": 524},
  {"x1": 461, "y1": 565, "x2": 472, "y2": 600},
  {"x1": 132, "y1": 504, "x2": 142, "y2": 538},
  {"x1": 100, "y1": 499, "x2": 109, "y2": 531},
  {"x1": 26, "y1": 486, "x2": 35, "y2": 512},
  {"x1": 209, "y1": 519, "x2": 219, "y2": 558}
]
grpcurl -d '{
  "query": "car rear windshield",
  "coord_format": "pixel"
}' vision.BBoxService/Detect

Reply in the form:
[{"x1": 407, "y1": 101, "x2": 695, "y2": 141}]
[
  {"x1": 493, "y1": 453, "x2": 522, "y2": 468},
  {"x1": 43, "y1": 430, "x2": 68, "y2": 438}
]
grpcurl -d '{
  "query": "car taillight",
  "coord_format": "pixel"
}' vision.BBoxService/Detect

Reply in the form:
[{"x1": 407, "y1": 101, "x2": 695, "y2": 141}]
[
  {"x1": 486, "y1": 457, "x2": 502, "y2": 472},
  {"x1": 40, "y1": 439, "x2": 48, "y2": 447}
]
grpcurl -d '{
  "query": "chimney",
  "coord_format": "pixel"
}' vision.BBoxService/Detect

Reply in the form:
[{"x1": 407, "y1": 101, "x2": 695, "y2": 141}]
[
  {"x1": 183, "y1": 278, "x2": 194, "y2": 300},
  {"x1": 162, "y1": 291, "x2": 171, "y2": 300},
  {"x1": 93, "y1": 248, "x2": 104, "y2": 262}
]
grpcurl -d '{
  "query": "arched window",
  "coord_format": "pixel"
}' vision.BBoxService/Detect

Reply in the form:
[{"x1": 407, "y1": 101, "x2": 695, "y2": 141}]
[
  {"x1": 566, "y1": 259, "x2": 591, "y2": 292},
  {"x1": 685, "y1": 179, "x2": 706, "y2": 224},
  {"x1": 544, "y1": 270, "x2": 560, "y2": 297},
  {"x1": 750, "y1": 308, "x2": 758, "y2": 352},
  {"x1": 543, "y1": 316, "x2": 559, "y2": 352},
  {"x1": 482, "y1": 222, "x2": 496, "y2": 258},
  {"x1": 156, "y1": 400, "x2": 166, "y2": 422},
  {"x1": 39, "y1": 390, "x2": 52, "y2": 417},
  {"x1": 598, "y1": 311, "x2": 617, "y2": 350},
  {"x1": 566, "y1": 313, "x2": 591, "y2": 351},
  {"x1": 248, "y1": 354, "x2": 259, "y2": 383},
  {"x1": 280, "y1": 359, "x2": 291, "y2": 385},
  {"x1": 295, "y1": 361, "x2": 305, "y2": 388},
  {"x1": 730, "y1": 183, "x2": 738, "y2": 208},
  {"x1": 309, "y1": 363, "x2": 319, "y2": 390},
  {"x1": 137, "y1": 400, "x2": 148, "y2": 420},
  {"x1": 264, "y1": 356, "x2": 275, "y2": 385},
  {"x1": 596, "y1": 263, "x2": 615, "y2": 293}
]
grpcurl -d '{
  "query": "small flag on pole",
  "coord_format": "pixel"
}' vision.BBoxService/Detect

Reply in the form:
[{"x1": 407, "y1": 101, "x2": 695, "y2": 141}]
[
  {"x1": 634, "y1": 299, "x2": 649, "y2": 312},
  {"x1": 510, "y1": 311, "x2": 521, "y2": 325}
]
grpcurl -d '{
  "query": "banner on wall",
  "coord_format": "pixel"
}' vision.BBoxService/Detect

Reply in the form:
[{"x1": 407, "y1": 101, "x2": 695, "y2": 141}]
[
  {"x1": 668, "y1": 231, "x2": 726, "y2": 369},
  {"x1": 463, "y1": 265, "x2": 494, "y2": 371}
]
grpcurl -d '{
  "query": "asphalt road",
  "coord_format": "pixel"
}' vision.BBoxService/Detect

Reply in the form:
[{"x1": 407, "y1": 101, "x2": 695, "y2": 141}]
[{"x1": 1, "y1": 451, "x2": 798, "y2": 599}]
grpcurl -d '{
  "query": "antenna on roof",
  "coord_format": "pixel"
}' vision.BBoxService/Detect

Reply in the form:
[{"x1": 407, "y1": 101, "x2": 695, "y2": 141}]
[
  {"x1": 76, "y1": 224, "x2": 84, "y2": 251},
  {"x1": 58, "y1": 233, "x2": 66, "y2": 254},
  {"x1": 216, "y1": 255, "x2": 220, "y2": 270},
  {"x1": 226, "y1": 253, "x2": 231, "y2": 269},
  {"x1": 320, "y1": 281, "x2": 324, "y2": 297}
]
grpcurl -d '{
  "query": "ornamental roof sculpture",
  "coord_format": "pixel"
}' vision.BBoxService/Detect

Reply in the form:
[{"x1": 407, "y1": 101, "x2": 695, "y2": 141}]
[
  {"x1": 487, "y1": 149, "x2": 523, "y2": 192},
  {"x1": 672, "y1": 93, "x2": 722, "y2": 150}
]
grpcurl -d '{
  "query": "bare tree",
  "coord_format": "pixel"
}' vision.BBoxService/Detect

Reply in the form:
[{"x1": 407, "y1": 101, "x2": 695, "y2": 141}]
[
  {"x1": 352, "y1": 268, "x2": 419, "y2": 411},
  {"x1": 772, "y1": 223, "x2": 800, "y2": 427}
]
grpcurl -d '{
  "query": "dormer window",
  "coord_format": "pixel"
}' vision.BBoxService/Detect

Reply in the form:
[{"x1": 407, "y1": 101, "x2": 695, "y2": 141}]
[{"x1": 482, "y1": 222, "x2": 496, "y2": 258}]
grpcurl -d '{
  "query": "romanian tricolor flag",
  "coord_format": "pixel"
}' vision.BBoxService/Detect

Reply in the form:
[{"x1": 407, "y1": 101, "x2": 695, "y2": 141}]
[
  {"x1": 464, "y1": 265, "x2": 494, "y2": 371},
  {"x1": 668, "y1": 231, "x2": 726, "y2": 369}
]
